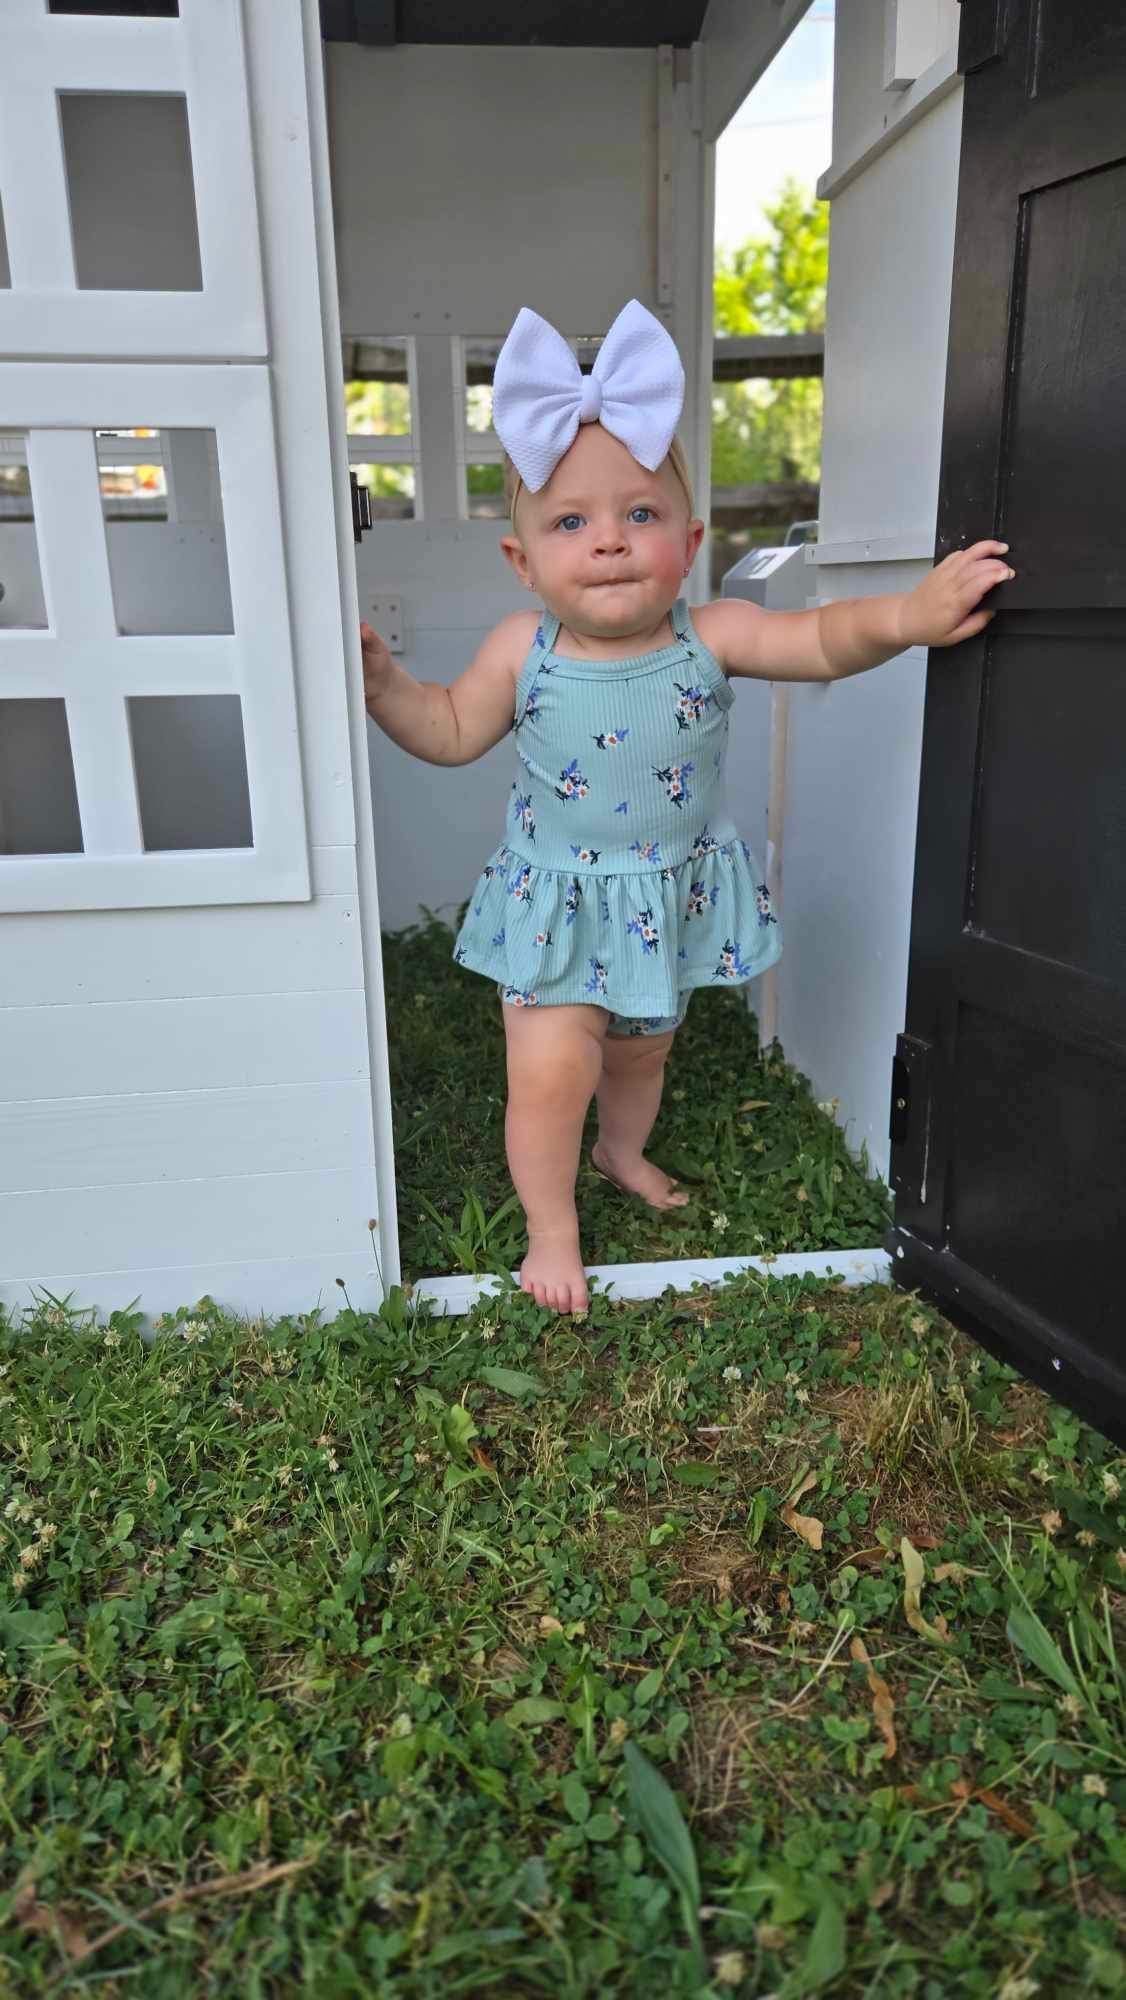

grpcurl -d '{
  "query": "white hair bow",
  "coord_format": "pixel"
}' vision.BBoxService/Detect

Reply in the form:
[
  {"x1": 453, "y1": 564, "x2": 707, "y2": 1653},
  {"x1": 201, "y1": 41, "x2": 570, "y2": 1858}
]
[{"x1": 491, "y1": 298, "x2": 685, "y2": 494}]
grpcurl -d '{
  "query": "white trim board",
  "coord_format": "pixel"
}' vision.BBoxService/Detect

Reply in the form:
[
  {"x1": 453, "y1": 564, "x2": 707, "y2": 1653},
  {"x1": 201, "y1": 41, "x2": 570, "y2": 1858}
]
[{"x1": 414, "y1": 1246, "x2": 892, "y2": 1315}]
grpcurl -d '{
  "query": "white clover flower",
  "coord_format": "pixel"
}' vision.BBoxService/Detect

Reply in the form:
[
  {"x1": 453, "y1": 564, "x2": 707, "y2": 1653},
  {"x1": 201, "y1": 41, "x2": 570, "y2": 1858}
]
[
  {"x1": 713, "y1": 1953, "x2": 747, "y2": 1988},
  {"x1": 37, "y1": 1522, "x2": 57, "y2": 1543},
  {"x1": 478, "y1": 1318, "x2": 499, "y2": 1343},
  {"x1": 1030, "y1": 1458, "x2": 1053, "y2": 1484},
  {"x1": 909, "y1": 1315, "x2": 928, "y2": 1335},
  {"x1": 784, "y1": 1370, "x2": 800, "y2": 1387},
  {"x1": 415, "y1": 1664, "x2": 433, "y2": 1687},
  {"x1": 1102, "y1": 1471, "x2": 1120, "y2": 1500},
  {"x1": 831, "y1": 1164, "x2": 844, "y2": 1182},
  {"x1": 389, "y1": 1712, "x2": 413, "y2": 1737},
  {"x1": 1082, "y1": 1773, "x2": 1108, "y2": 1798},
  {"x1": 19, "y1": 1544, "x2": 42, "y2": 1569},
  {"x1": 794, "y1": 1386, "x2": 810, "y2": 1406},
  {"x1": 796, "y1": 1185, "x2": 809, "y2": 1203},
  {"x1": 722, "y1": 1365, "x2": 741, "y2": 1384},
  {"x1": 11, "y1": 1570, "x2": 28, "y2": 1594},
  {"x1": 816, "y1": 1099, "x2": 838, "y2": 1116},
  {"x1": 711, "y1": 1213, "x2": 729, "y2": 1234},
  {"x1": 998, "y1": 1979, "x2": 1040, "y2": 2000},
  {"x1": 1077, "y1": 1529, "x2": 1098, "y2": 1549},
  {"x1": 1058, "y1": 1694, "x2": 1083, "y2": 1721},
  {"x1": 180, "y1": 1319, "x2": 208, "y2": 1344},
  {"x1": 1041, "y1": 1511, "x2": 1063, "y2": 1537},
  {"x1": 277, "y1": 1465, "x2": 293, "y2": 1487},
  {"x1": 325, "y1": 1453, "x2": 340, "y2": 1473},
  {"x1": 4, "y1": 1498, "x2": 20, "y2": 1519},
  {"x1": 146, "y1": 1478, "x2": 157, "y2": 1498}
]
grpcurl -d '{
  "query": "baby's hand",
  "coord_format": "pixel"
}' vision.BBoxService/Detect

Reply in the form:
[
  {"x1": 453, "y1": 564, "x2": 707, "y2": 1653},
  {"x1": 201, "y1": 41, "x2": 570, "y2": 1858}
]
[
  {"x1": 899, "y1": 540, "x2": 1015, "y2": 649},
  {"x1": 360, "y1": 621, "x2": 395, "y2": 709}
]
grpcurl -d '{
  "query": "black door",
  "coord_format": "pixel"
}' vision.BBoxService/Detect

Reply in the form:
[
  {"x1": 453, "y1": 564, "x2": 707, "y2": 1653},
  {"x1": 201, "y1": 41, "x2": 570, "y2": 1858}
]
[{"x1": 889, "y1": 0, "x2": 1126, "y2": 1443}]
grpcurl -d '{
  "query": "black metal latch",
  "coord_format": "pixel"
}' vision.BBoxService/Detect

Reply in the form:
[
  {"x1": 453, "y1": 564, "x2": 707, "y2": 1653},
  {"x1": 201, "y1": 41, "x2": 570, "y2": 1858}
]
[{"x1": 351, "y1": 471, "x2": 373, "y2": 543}]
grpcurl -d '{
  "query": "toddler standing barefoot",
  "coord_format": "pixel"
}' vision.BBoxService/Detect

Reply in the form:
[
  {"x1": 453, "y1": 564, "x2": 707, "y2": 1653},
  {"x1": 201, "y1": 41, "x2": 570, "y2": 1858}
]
[{"x1": 362, "y1": 300, "x2": 1014, "y2": 1315}]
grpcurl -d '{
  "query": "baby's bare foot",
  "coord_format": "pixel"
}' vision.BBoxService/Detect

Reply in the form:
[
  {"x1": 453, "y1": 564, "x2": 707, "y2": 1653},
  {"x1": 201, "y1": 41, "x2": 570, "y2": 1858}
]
[
  {"x1": 592, "y1": 1143, "x2": 690, "y2": 1211},
  {"x1": 520, "y1": 1229, "x2": 589, "y2": 1315}
]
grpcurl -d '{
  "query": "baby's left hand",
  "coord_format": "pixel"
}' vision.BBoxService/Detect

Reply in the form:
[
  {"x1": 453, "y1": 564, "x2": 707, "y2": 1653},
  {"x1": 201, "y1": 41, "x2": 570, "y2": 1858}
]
[{"x1": 899, "y1": 540, "x2": 1016, "y2": 649}]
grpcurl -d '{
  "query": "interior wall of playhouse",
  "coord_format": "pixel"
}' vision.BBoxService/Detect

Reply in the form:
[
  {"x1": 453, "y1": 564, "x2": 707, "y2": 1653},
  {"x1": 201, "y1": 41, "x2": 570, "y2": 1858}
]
[{"x1": 0, "y1": 0, "x2": 965, "y2": 1320}]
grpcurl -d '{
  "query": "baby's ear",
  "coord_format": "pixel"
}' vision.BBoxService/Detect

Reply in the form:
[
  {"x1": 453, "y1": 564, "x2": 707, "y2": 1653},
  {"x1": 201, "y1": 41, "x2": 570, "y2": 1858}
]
[{"x1": 500, "y1": 534, "x2": 534, "y2": 588}]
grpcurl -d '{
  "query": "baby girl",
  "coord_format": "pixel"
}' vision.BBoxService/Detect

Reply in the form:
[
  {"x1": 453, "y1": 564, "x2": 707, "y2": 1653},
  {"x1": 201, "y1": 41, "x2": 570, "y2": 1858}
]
[{"x1": 361, "y1": 300, "x2": 1012, "y2": 1315}]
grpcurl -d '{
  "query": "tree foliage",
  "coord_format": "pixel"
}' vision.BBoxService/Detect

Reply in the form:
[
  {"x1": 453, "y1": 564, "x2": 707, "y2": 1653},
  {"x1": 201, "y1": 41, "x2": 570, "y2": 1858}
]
[{"x1": 712, "y1": 180, "x2": 828, "y2": 487}]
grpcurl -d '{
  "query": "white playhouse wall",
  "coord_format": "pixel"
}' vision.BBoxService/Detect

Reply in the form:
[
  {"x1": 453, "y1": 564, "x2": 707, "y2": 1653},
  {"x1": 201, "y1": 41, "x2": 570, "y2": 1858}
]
[
  {"x1": 773, "y1": 0, "x2": 964, "y2": 1181},
  {"x1": 327, "y1": 39, "x2": 717, "y2": 932},
  {"x1": 0, "y1": 1, "x2": 396, "y2": 1322}
]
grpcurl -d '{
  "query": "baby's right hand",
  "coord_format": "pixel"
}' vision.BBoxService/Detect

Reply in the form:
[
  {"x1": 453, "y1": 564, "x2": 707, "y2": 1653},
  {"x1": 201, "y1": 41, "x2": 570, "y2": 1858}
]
[{"x1": 360, "y1": 621, "x2": 395, "y2": 709}]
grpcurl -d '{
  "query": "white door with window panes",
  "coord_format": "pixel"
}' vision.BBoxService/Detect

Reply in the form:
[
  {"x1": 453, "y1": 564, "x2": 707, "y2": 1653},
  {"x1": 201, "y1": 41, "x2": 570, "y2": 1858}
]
[{"x1": 0, "y1": 0, "x2": 309, "y2": 912}]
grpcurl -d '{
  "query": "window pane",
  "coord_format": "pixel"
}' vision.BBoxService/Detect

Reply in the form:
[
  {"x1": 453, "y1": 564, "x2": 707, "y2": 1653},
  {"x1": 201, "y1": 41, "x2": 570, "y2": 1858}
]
[
  {"x1": 99, "y1": 428, "x2": 234, "y2": 635},
  {"x1": 464, "y1": 340, "x2": 501, "y2": 434},
  {"x1": 0, "y1": 701, "x2": 83, "y2": 854},
  {"x1": 466, "y1": 463, "x2": 507, "y2": 520},
  {"x1": 0, "y1": 433, "x2": 49, "y2": 630},
  {"x1": 344, "y1": 338, "x2": 411, "y2": 438},
  {"x1": 353, "y1": 462, "x2": 415, "y2": 521},
  {"x1": 60, "y1": 92, "x2": 201, "y2": 291},
  {"x1": 128, "y1": 694, "x2": 252, "y2": 851}
]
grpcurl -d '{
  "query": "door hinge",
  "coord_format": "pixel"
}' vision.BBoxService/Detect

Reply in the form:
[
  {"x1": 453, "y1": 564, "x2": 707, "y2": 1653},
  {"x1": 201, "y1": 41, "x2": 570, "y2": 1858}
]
[
  {"x1": 351, "y1": 470, "x2": 373, "y2": 543},
  {"x1": 889, "y1": 1032, "x2": 937, "y2": 1210}
]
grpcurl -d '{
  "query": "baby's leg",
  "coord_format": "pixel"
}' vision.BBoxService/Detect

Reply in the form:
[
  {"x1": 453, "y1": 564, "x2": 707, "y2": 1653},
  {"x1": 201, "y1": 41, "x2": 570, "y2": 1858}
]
[
  {"x1": 502, "y1": 1001, "x2": 608, "y2": 1314},
  {"x1": 592, "y1": 1026, "x2": 689, "y2": 1209}
]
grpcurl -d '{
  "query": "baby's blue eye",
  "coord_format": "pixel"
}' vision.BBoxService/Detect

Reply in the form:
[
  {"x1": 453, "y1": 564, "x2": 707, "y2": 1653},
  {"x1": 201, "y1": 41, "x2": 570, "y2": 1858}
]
[
  {"x1": 557, "y1": 514, "x2": 584, "y2": 532},
  {"x1": 629, "y1": 507, "x2": 654, "y2": 524}
]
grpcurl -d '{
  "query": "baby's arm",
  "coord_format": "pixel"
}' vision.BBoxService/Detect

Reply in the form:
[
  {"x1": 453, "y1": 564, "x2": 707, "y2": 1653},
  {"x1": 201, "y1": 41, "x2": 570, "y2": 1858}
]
[
  {"x1": 361, "y1": 609, "x2": 538, "y2": 765},
  {"x1": 694, "y1": 541, "x2": 1016, "y2": 683}
]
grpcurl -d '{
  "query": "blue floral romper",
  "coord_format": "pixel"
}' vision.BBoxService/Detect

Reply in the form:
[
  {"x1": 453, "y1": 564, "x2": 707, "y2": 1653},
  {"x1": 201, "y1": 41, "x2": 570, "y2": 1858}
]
[{"x1": 453, "y1": 599, "x2": 782, "y2": 1036}]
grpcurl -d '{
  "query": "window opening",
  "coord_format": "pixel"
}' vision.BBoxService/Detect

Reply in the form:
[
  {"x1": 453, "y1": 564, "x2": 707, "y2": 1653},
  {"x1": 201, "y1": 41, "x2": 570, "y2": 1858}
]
[
  {"x1": 128, "y1": 693, "x2": 252, "y2": 852},
  {"x1": 0, "y1": 700, "x2": 83, "y2": 854},
  {"x1": 49, "y1": 3, "x2": 180, "y2": 14},
  {"x1": 60, "y1": 92, "x2": 202, "y2": 292},
  {"x1": 0, "y1": 432, "x2": 49, "y2": 630},
  {"x1": 98, "y1": 428, "x2": 234, "y2": 636},
  {"x1": 459, "y1": 335, "x2": 604, "y2": 519},
  {"x1": 344, "y1": 336, "x2": 420, "y2": 520}
]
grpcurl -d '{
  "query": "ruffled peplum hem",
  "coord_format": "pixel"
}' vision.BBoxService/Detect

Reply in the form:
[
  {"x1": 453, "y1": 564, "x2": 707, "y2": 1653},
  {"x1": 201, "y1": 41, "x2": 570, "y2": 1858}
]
[{"x1": 453, "y1": 838, "x2": 782, "y2": 1017}]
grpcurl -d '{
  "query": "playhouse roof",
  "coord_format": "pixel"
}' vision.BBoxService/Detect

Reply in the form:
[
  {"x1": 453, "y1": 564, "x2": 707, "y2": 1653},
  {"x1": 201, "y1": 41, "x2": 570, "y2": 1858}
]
[{"x1": 319, "y1": 0, "x2": 709, "y2": 47}]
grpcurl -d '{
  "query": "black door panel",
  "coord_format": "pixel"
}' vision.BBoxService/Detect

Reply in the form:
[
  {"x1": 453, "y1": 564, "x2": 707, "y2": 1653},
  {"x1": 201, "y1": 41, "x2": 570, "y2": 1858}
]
[{"x1": 889, "y1": 0, "x2": 1126, "y2": 1441}]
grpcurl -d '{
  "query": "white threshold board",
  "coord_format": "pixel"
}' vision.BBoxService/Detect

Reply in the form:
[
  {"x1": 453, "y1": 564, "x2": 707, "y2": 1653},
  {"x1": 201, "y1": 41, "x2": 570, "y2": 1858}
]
[{"x1": 414, "y1": 1246, "x2": 893, "y2": 1315}]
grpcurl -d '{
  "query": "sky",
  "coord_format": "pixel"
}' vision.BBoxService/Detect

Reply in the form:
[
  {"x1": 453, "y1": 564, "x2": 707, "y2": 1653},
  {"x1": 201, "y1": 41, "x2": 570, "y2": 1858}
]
[{"x1": 714, "y1": 1, "x2": 835, "y2": 253}]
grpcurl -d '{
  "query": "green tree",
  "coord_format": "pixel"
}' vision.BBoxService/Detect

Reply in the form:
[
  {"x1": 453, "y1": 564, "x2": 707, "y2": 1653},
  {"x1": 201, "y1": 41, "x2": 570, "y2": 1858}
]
[{"x1": 712, "y1": 180, "x2": 828, "y2": 487}]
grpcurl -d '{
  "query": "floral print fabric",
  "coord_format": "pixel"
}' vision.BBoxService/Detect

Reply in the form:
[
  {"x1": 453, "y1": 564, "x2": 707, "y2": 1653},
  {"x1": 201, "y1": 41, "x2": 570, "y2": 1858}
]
[{"x1": 453, "y1": 599, "x2": 782, "y2": 1019}]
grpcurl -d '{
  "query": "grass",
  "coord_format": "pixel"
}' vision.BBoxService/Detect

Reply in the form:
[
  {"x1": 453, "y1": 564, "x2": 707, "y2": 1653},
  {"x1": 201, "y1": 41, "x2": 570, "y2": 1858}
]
[
  {"x1": 2, "y1": 1275, "x2": 1125, "y2": 1996},
  {"x1": 382, "y1": 916, "x2": 892, "y2": 1280}
]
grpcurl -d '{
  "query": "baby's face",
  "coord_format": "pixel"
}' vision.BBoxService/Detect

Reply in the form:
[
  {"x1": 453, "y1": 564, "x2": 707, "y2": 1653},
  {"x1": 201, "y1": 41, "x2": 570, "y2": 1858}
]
[{"x1": 501, "y1": 425, "x2": 704, "y2": 642}]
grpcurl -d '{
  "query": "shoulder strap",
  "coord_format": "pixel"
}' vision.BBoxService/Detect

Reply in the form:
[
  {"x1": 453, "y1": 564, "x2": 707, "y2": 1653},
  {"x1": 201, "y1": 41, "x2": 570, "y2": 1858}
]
[
  {"x1": 670, "y1": 596, "x2": 693, "y2": 646},
  {"x1": 537, "y1": 608, "x2": 562, "y2": 653}
]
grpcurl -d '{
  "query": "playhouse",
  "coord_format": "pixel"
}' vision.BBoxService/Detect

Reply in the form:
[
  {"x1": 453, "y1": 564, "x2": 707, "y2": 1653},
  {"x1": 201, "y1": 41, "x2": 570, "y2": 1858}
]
[{"x1": 2, "y1": 0, "x2": 1122, "y2": 1427}]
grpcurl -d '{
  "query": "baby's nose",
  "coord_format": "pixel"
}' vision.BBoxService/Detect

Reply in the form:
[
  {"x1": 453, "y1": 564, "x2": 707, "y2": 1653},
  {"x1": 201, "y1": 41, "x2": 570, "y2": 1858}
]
[{"x1": 593, "y1": 521, "x2": 629, "y2": 553}]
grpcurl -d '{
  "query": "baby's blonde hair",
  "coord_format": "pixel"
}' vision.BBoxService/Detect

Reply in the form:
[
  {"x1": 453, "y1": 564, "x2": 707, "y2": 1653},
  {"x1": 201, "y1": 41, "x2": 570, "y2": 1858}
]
[{"x1": 504, "y1": 431, "x2": 695, "y2": 528}]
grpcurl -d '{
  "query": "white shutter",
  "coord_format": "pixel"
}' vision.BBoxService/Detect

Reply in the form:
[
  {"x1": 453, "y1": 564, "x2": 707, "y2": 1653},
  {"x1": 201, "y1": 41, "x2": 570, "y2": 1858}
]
[{"x1": 0, "y1": 0, "x2": 309, "y2": 912}]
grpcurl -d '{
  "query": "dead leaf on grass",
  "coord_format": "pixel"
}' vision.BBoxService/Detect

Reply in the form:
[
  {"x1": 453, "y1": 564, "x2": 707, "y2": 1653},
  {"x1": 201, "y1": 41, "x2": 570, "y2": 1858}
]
[
  {"x1": 900, "y1": 1536, "x2": 953, "y2": 1646},
  {"x1": 950, "y1": 1778, "x2": 1035, "y2": 1839},
  {"x1": 780, "y1": 1469, "x2": 824, "y2": 1551},
  {"x1": 12, "y1": 1884, "x2": 92, "y2": 1960},
  {"x1": 932, "y1": 1562, "x2": 987, "y2": 1585},
  {"x1": 737, "y1": 1099, "x2": 770, "y2": 1114},
  {"x1": 850, "y1": 1635, "x2": 897, "y2": 1759}
]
